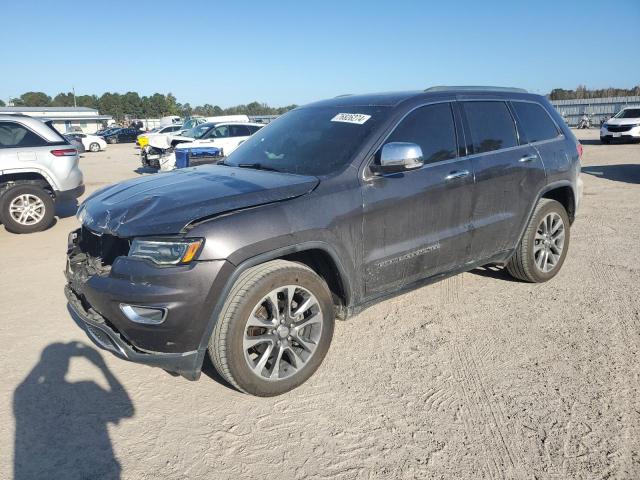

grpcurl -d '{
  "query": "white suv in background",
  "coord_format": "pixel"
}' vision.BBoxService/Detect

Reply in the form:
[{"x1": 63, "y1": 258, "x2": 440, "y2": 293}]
[
  {"x1": 142, "y1": 122, "x2": 263, "y2": 170},
  {"x1": 600, "y1": 107, "x2": 640, "y2": 144},
  {"x1": 0, "y1": 115, "x2": 84, "y2": 233},
  {"x1": 172, "y1": 122, "x2": 263, "y2": 154}
]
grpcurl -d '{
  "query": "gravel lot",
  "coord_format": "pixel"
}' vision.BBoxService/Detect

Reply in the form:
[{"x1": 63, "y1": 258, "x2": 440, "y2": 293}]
[{"x1": 1, "y1": 130, "x2": 639, "y2": 479}]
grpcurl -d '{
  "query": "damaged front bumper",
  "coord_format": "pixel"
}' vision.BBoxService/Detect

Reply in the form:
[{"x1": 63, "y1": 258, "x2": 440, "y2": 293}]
[
  {"x1": 65, "y1": 227, "x2": 229, "y2": 380},
  {"x1": 65, "y1": 285, "x2": 202, "y2": 380}
]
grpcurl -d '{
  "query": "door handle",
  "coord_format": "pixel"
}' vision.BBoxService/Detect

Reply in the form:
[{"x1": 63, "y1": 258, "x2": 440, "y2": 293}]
[
  {"x1": 445, "y1": 170, "x2": 470, "y2": 181},
  {"x1": 519, "y1": 154, "x2": 538, "y2": 163}
]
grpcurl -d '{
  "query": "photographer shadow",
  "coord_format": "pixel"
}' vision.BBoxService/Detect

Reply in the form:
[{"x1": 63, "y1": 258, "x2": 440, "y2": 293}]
[{"x1": 13, "y1": 342, "x2": 134, "y2": 480}]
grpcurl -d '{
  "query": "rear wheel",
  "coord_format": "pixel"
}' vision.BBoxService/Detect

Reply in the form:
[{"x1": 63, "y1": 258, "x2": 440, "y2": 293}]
[
  {"x1": 89, "y1": 142, "x2": 100, "y2": 152},
  {"x1": 0, "y1": 184, "x2": 55, "y2": 234},
  {"x1": 506, "y1": 199, "x2": 570, "y2": 283},
  {"x1": 209, "y1": 260, "x2": 335, "y2": 396}
]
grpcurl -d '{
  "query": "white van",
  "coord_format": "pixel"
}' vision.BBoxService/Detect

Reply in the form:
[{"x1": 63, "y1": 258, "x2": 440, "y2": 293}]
[{"x1": 159, "y1": 115, "x2": 182, "y2": 127}]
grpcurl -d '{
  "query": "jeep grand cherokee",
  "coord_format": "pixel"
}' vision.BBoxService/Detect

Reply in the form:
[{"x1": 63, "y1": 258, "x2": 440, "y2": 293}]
[{"x1": 65, "y1": 86, "x2": 582, "y2": 396}]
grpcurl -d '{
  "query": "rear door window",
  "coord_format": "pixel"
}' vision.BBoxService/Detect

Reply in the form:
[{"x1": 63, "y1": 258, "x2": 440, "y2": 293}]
[
  {"x1": 0, "y1": 122, "x2": 48, "y2": 148},
  {"x1": 385, "y1": 102, "x2": 457, "y2": 164},
  {"x1": 462, "y1": 101, "x2": 517, "y2": 154},
  {"x1": 210, "y1": 125, "x2": 229, "y2": 138},
  {"x1": 511, "y1": 101, "x2": 560, "y2": 143},
  {"x1": 229, "y1": 125, "x2": 251, "y2": 137}
]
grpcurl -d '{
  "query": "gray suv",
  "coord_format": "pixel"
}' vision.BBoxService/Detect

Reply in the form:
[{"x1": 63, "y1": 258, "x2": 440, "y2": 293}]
[
  {"x1": 65, "y1": 87, "x2": 582, "y2": 396},
  {"x1": 0, "y1": 115, "x2": 84, "y2": 233}
]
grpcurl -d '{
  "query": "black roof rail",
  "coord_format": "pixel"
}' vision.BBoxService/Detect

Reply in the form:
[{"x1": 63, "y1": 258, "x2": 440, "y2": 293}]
[
  {"x1": 334, "y1": 94, "x2": 353, "y2": 98},
  {"x1": 425, "y1": 86, "x2": 528, "y2": 93}
]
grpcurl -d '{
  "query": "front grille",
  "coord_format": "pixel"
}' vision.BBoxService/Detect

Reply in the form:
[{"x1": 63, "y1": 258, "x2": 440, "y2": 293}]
[
  {"x1": 606, "y1": 125, "x2": 633, "y2": 133},
  {"x1": 79, "y1": 226, "x2": 130, "y2": 266}
]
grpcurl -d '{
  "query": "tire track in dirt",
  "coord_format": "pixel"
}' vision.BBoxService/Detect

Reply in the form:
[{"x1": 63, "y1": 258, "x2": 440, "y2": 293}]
[
  {"x1": 447, "y1": 337, "x2": 528, "y2": 480},
  {"x1": 439, "y1": 273, "x2": 465, "y2": 305}
]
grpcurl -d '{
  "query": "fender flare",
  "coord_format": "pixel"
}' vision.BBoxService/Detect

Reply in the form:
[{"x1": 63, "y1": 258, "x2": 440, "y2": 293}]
[
  {"x1": 193, "y1": 241, "x2": 353, "y2": 371},
  {"x1": 0, "y1": 167, "x2": 59, "y2": 191},
  {"x1": 510, "y1": 180, "x2": 575, "y2": 257}
]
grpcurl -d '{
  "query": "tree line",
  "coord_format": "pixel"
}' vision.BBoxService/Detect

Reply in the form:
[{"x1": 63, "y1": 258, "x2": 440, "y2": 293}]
[
  {"x1": 0, "y1": 91, "x2": 297, "y2": 121},
  {"x1": 549, "y1": 85, "x2": 640, "y2": 101},
  {"x1": 2, "y1": 86, "x2": 638, "y2": 115}
]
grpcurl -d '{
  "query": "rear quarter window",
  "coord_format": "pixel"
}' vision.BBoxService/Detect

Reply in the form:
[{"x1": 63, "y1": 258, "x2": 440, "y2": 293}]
[
  {"x1": 512, "y1": 101, "x2": 560, "y2": 143},
  {"x1": 462, "y1": 101, "x2": 518, "y2": 154},
  {"x1": 0, "y1": 121, "x2": 49, "y2": 148}
]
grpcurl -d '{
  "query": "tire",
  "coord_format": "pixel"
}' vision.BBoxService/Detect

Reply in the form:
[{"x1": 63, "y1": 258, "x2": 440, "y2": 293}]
[
  {"x1": 107, "y1": 137, "x2": 117, "y2": 144},
  {"x1": 600, "y1": 137, "x2": 610, "y2": 145},
  {"x1": 209, "y1": 260, "x2": 335, "y2": 396},
  {"x1": 0, "y1": 184, "x2": 55, "y2": 234},
  {"x1": 89, "y1": 142, "x2": 100, "y2": 152},
  {"x1": 506, "y1": 199, "x2": 570, "y2": 283}
]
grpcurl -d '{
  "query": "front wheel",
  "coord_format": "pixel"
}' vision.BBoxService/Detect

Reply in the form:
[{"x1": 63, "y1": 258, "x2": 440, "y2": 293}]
[
  {"x1": 0, "y1": 184, "x2": 55, "y2": 234},
  {"x1": 506, "y1": 199, "x2": 570, "y2": 283},
  {"x1": 209, "y1": 260, "x2": 335, "y2": 396}
]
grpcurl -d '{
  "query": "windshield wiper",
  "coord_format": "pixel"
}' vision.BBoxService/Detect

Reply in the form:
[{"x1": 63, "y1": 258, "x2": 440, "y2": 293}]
[{"x1": 237, "y1": 163, "x2": 281, "y2": 173}]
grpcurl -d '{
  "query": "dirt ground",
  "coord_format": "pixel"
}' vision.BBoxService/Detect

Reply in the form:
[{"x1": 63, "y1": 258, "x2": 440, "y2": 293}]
[{"x1": 1, "y1": 130, "x2": 639, "y2": 480}]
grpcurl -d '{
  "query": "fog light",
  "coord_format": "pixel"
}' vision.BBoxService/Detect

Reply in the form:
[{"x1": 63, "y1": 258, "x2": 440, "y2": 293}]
[{"x1": 120, "y1": 304, "x2": 167, "y2": 325}]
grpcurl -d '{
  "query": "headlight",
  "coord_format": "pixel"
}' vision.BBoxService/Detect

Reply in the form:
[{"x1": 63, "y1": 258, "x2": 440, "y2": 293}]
[
  {"x1": 129, "y1": 238, "x2": 204, "y2": 265},
  {"x1": 601, "y1": 123, "x2": 608, "y2": 129}
]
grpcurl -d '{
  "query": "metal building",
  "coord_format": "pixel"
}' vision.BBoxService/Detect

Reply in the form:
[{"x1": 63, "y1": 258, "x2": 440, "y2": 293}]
[
  {"x1": 550, "y1": 96, "x2": 640, "y2": 127},
  {"x1": 0, "y1": 106, "x2": 113, "y2": 133}
]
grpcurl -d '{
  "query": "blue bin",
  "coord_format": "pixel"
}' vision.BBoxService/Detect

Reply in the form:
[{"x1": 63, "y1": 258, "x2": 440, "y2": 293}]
[{"x1": 175, "y1": 147, "x2": 223, "y2": 169}]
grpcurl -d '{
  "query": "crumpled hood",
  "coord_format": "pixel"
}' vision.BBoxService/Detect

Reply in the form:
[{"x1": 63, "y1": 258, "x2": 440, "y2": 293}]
[{"x1": 78, "y1": 165, "x2": 319, "y2": 237}]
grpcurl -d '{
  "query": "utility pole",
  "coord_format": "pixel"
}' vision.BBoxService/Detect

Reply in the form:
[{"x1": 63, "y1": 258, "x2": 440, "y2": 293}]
[{"x1": 72, "y1": 87, "x2": 77, "y2": 108}]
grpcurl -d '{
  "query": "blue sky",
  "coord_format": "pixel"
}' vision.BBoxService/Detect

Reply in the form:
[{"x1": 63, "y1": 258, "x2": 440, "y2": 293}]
[{"x1": 1, "y1": 0, "x2": 638, "y2": 107}]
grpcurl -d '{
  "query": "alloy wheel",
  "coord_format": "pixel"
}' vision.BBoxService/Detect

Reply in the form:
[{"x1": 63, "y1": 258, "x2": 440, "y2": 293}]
[
  {"x1": 243, "y1": 285, "x2": 323, "y2": 381},
  {"x1": 533, "y1": 212, "x2": 565, "y2": 273},
  {"x1": 9, "y1": 194, "x2": 46, "y2": 226}
]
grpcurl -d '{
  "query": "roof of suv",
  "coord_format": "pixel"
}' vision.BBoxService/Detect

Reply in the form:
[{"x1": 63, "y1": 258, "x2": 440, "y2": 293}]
[{"x1": 308, "y1": 86, "x2": 537, "y2": 108}]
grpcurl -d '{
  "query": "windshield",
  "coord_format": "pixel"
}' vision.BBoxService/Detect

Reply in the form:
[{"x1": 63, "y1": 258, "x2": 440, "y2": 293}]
[
  {"x1": 184, "y1": 123, "x2": 214, "y2": 139},
  {"x1": 225, "y1": 106, "x2": 390, "y2": 175},
  {"x1": 614, "y1": 108, "x2": 640, "y2": 119},
  {"x1": 182, "y1": 118, "x2": 204, "y2": 130}
]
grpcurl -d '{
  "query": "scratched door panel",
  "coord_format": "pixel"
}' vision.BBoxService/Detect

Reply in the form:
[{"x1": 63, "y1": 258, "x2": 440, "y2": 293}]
[{"x1": 362, "y1": 157, "x2": 474, "y2": 296}]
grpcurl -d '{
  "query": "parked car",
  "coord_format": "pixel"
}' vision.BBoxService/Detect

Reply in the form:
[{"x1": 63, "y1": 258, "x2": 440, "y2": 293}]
[
  {"x1": 156, "y1": 122, "x2": 263, "y2": 170},
  {"x1": 96, "y1": 127, "x2": 120, "y2": 136},
  {"x1": 141, "y1": 122, "x2": 262, "y2": 170},
  {"x1": 136, "y1": 124, "x2": 183, "y2": 149},
  {"x1": 99, "y1": 128, "x2": 141, "y2": 144},
  {"x1": 0, "y1": 114, "x2": 84, "y2": 233},
  {"x1": 600, "y1": 107, "x2": 640, "y2": 143},
  {"x1": 65, "y1": 87, "x2": 582, "y2": 396},
  {"x1": 66, "y1": 133, "x2": 108, "y2": 152},
  {"x1": 177, "y1": 115, "x2": 251, "y2": 136}
]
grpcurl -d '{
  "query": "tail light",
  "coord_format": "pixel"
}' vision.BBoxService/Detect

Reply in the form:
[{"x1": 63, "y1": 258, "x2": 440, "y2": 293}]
[
  {"x1": 576, "y1": 143, "x2": 583, "y2": 160},
  {"x1": 51, "y1": 148, "x2": 77, "y2": 157}
]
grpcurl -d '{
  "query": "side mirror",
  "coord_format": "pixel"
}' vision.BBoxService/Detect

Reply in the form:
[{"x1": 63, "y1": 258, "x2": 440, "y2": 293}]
[{"x1": 376, "y1": 142, "x2": 424, "y2": 173}]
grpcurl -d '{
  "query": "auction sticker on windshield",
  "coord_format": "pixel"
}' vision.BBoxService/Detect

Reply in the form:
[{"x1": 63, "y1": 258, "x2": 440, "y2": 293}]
[{"x1": 331, "y1": 113, "x2": 371, "y2": 124}]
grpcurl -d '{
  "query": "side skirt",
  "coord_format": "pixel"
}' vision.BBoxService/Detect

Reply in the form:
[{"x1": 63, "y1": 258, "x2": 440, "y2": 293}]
[{"x1": 346, "y1": 249, "x2": 513, "y2": 318}]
